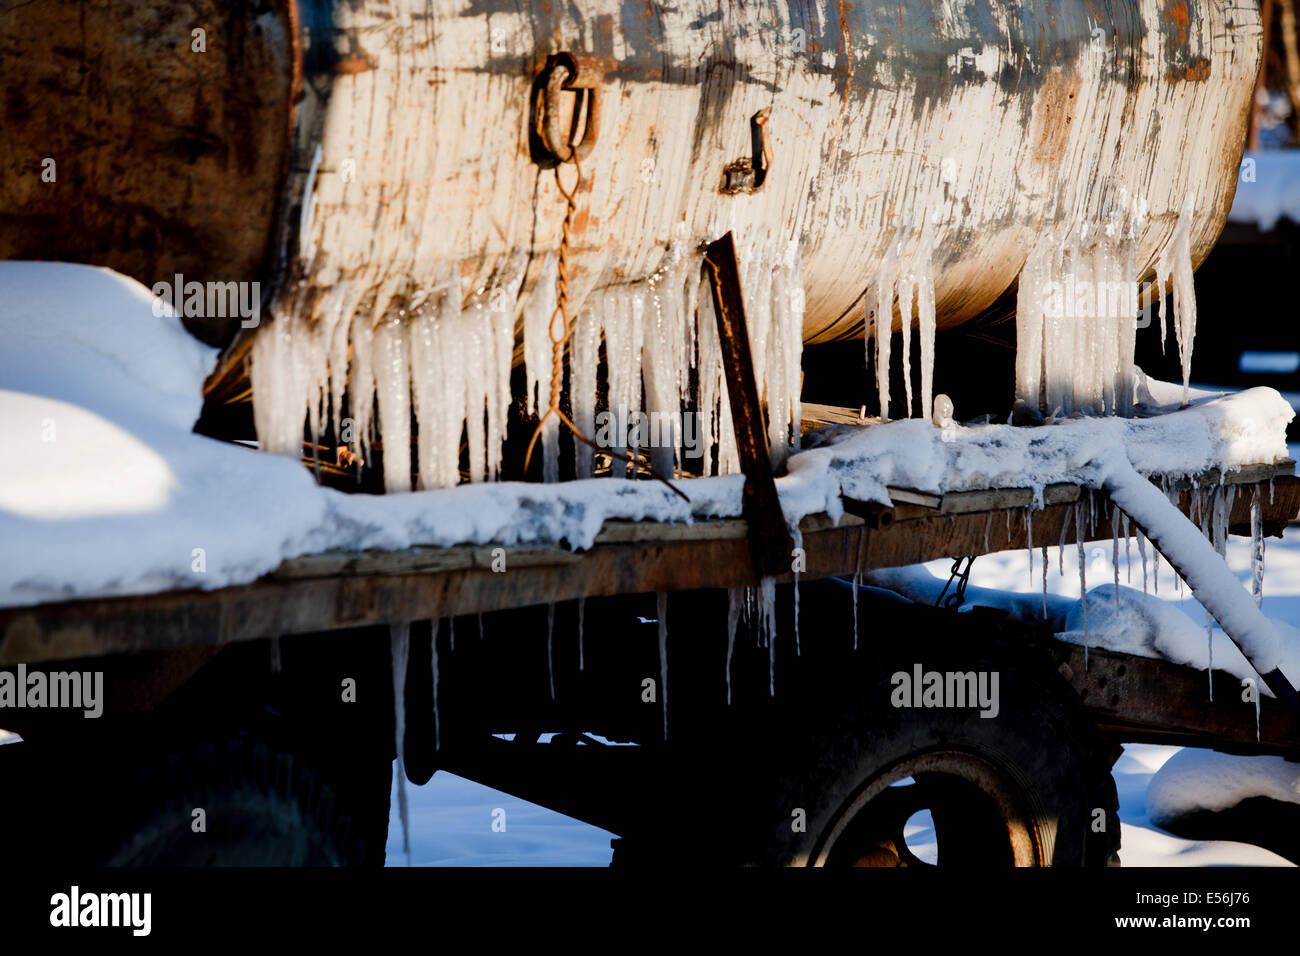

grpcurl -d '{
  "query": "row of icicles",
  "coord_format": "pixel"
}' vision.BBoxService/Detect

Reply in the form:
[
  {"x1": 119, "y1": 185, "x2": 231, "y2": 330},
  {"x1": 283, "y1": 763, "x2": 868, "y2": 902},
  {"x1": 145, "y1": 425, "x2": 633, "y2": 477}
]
[
  {"x1": 380, "y1": 474, "x2": 1270, "y2": 860},
  {"x1": 251, "y1": 240, "x2": 808, "y2": 491},
  {"x1": 251, "y1": 198, "x2": 1200, "y2": 494}
]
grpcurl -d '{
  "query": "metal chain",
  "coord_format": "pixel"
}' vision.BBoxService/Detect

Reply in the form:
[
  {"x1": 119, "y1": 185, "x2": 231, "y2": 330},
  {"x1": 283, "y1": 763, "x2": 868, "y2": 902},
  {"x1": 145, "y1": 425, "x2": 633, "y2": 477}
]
[{"x1": 522, "y1": 159, "x2": 689, "y2": 502}]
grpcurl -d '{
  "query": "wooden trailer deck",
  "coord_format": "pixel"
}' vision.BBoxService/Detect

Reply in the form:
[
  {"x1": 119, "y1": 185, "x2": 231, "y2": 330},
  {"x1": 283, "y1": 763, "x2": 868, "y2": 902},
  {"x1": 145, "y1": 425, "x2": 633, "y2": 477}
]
[{"x1": 2, "y1": 461, "x2": 1295, "y2": 669}]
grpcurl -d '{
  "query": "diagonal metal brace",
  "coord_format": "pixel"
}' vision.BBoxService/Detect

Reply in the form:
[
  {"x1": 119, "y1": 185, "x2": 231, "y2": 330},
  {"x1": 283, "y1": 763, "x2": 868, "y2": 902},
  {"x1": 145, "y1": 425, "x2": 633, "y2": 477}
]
[{"x1": 703, "y1": 232, "x2": 794, "y2": 583}]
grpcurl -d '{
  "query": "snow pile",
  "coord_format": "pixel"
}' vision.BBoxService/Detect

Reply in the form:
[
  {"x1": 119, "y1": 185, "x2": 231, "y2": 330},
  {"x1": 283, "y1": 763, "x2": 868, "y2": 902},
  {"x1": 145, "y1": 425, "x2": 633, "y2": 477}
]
[
  {"x1": 1229, "y1": 151, "x2": 1300, "y2": 232},
  {"x1": 866, "y1": 567, "x2": 1300, "y2": 695},
  {"x1": 0, "y1": 262, "x2": 1293, "y2": 608},
  {"x1": 1147, "y1": 748, "x2": 1300, "y2": 823}
]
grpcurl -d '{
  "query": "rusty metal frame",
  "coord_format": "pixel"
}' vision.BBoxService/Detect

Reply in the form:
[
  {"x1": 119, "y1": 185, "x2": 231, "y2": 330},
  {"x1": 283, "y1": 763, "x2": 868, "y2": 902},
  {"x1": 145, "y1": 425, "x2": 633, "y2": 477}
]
[{"x1": 703, "y1": 232, "x2": 794, "y2": 582}]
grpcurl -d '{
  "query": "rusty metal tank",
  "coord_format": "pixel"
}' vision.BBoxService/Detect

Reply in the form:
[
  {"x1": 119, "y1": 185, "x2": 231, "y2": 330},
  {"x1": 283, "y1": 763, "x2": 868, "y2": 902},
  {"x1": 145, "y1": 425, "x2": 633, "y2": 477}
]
[{"x1": 0, "y1": 0, "x2": 1259, "y2": 351}]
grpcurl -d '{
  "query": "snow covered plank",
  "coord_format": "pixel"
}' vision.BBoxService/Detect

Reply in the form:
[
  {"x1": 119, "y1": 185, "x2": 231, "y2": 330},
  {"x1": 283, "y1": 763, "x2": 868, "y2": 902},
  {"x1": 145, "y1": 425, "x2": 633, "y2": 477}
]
[
  {"x1": 1057, "y1": 645, "x2": 1300, "y2": 755},
  {"x1": 3, "y1": 473, "x2": 1295, "y2": 666}
]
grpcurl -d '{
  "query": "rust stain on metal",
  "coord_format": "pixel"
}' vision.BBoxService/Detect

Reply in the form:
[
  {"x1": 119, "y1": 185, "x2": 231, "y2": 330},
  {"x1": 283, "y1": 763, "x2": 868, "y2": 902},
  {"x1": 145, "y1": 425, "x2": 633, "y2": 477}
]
[
  {"x1": 838, "y1": 0, "x2": 853, "y2": 120},
  {"x1": 1164, "y1": 0, "x2": 1191, "y2": 43},
  {"x1": 1169, "y1": 56, "x2": 1212, "y2": 82},
  {"x1": 334, "y1": 51, "x2": 378, "y2": 73},
  {"x1": 1029, "y1": 69, "x2": 1080, "y2": 164}
]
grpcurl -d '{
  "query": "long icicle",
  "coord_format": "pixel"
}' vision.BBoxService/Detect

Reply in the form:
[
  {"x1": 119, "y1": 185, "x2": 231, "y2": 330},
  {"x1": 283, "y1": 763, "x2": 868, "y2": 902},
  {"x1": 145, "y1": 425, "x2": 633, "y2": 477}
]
[
  {"x1": 390, "y1": 622, "x2": 411, "y2": 866},
  {"x1": 657, "y1": 592, "x2": 669, "y2": 740}
]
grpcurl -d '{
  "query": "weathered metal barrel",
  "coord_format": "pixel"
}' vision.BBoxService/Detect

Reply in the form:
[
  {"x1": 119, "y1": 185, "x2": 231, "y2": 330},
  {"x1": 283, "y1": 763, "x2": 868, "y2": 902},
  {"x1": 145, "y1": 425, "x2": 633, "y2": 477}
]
[{"x1": 0, "y1": 0, "x2": 1259, "y2": 348}]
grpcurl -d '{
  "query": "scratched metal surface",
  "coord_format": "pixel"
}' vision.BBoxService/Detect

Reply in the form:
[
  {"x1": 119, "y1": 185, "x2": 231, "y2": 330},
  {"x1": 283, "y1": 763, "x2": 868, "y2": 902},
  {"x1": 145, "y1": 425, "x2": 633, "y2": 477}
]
[
  {"x1": 276, "y1": 0, "x2": 1259, "y2": 346},
  {"x1": 0, "y1": 0, "x2": 1260, "y2": 346}
]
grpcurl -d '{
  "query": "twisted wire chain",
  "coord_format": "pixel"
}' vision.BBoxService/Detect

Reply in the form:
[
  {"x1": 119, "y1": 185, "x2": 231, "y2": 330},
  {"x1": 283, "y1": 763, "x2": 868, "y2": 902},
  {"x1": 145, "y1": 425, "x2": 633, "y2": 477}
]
[{"x1": 523, "y1": 158, "x2": 689, "y2": 502}]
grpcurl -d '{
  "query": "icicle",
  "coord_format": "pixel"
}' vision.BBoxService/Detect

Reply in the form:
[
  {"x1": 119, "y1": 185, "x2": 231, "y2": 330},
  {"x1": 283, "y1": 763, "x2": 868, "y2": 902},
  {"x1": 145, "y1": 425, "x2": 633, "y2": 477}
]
[
  {"x1": 577, "y1": 598, "x2": 586, "y2": 671},
  {"x1": 1015, "y1": 224, "x2": 1139, "y2": 417},
  {"x1": 448, "y1": 617, "x2": 455, "y2": 652},
  {"x1": 1058, "y1": 505, "x2": 1071, "y2": 576},
  {"x1": 1041, "y1": 545, "x2": 1049, "y2": 618},
  {"x1": 604, "y1": 285, "x2": 644, "y2": 479},
  {"x1": 917, "y1": 244, "x2": 937, "y2": 423},
  {"x1": 726, "y1": 588, "x2": 742, "y2": 705},
  {"x1": 1251, "y1": 489, "x2": 1266, "y2": 608},
  {"x1": 984, "y1": 512, "x2": 993, "y2": 554},
  {"x1": 1155, "y1": 196, "x2": 1199, "y2": 405},
  {"x1": 572, "y1": 306, "x2": 602, "y2": 479},
  {"x1": 373, "y1": 314, "x2": 413, "y2": 492},
  {"x1": 431, "y1": 619, "x2": 441, "y2": 751},
  {"x1": 760, "y1": 576, "x2": 777, "y2": 696},
  {"x1": 791, "y1": 528, "x2": 802, "y2": 656},
  {"x1": 853, "y1": 528, "x2": 865, "y2": 650},
  {"x1": 547, "y1": 602, "x2": 555, "y2": 699},
  {"x1": 350, "y1": 315, "x2": 376, "y2": 470},
  {"x1": 478, "y1": 613, "x2": 485, "y2": 641},
  {"x1": 851, "y1": 571, "x2": 860, "y2": 650},
  {"x1": 390, "y1": 622, "x2": 411, "y2": 865},
  {"x1": 897, "y1": 273, "x2": 916, "y2": 418},
  {"x1": 523, "y1": 253, "x2": 560, "y2": 481},
  {"x1": 641, "y1": 246, "x2": 686, "y2": 479},
  {"x1": 409, "y1": 266, "x2": 466, "y2": 491},
  {"x1": 1137, "y1": 530, "x2": 1148, "y2": 596},
  {"x1": 1206, "y1": 610, "x2": 1214, "y2": 701},
  {"x1": 869, "y1": 239, "x2": 901, "y2": 421},
  {"x1": 1076, "y1": 502, "x2": 1088, "y2": 667},
  {"x1": 1111, "y1": 506, "x2": 1121, "y2": 610},
  {"x1": 657, "y1": 592, "x2": 669, "y2": 740},
  {"x1": 1026, "y1": 508, "x2": 1035, "y2": 593}
]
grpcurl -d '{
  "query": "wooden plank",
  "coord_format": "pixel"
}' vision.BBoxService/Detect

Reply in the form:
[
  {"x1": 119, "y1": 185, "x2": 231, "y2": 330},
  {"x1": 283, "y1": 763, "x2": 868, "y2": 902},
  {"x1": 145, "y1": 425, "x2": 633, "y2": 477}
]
[
  {"x1": 4, "y1": 473, "x2": 1297, "y2": 665},
  {"x1": 801, "y1": 403, "x2": 866, "y2": 428},
  {"x1": 1057, "y1": 645, "x2": 1300, "y2": 754}
]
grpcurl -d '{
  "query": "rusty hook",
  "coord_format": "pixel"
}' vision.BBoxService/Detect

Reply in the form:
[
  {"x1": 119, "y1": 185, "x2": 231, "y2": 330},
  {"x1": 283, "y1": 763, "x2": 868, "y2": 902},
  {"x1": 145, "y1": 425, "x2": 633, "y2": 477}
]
[{"x1": 535, "y1": 52, "x2": 602, "y2": 165}]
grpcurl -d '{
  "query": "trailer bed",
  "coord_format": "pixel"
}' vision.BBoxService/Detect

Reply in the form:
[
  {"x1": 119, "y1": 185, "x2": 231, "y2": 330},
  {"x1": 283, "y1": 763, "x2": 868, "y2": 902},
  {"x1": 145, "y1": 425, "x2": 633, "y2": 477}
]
[{"x1": 3, "y1": 463, "x2": 1295, "y2": 667}]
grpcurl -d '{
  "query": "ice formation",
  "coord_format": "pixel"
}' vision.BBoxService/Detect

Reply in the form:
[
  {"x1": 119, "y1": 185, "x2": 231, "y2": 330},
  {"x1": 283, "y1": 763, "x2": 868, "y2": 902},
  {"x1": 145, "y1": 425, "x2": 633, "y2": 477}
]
[
  {"x1": 252, "y1": 236, "x2": 804, "y2": 492},
  {"x1": 569, "y1": 240, "x2": 804, "y2": 480},
  {"x1": 656, "y1": 591, "x2": 669, "y2": 740},
  {"x1": 1153, "y1": 197, "x2": 1199, "y2": 406},
  {"x1": 390, "y1": 622, "x2": 411, "y2": 865},
  {"x1": 725, "y1": 587, "x2": 742, "y2": 704},
  {"x1": 546, "y1": 602, "x2": 556, "y2": 699},
  {"x1": 865, "y1": 222, "x2": 937, "y2": 422},
  {"x1": 1014, "y1": 219, "x2": 1140, "y2": 417},
  {"x1": 430, "y1": 618, "x2": 441, "y2": 750},
  {"x1": 252, "y1": 253, "x2": 528, "y2": 492}
]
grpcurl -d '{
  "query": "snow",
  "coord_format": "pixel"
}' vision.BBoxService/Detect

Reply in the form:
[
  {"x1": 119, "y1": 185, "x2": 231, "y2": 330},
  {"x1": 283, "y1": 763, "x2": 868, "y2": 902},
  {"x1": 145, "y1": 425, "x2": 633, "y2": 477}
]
[
  {"x1": 1113, "y1": 745, "x2": 1291, "y2": 867},
  {"x1": 1228, "y1": 150, "x2": 1300, "y2": 232},
  {"x1": 384, "y1": 767, "x2": 617, "y2": 867},
  {"x1": 7, "y1": 264, "x2": 1296, "y2": 867},
  {"x1": 901, "y1": 526, "x2": 1300, "y2": 866},
  {"x1": 0, "y1": 261, "x2": 1293, "y2": 609},
  {"x1": 1147, "y1": 748, "x2": 1300, "y2": 822}
]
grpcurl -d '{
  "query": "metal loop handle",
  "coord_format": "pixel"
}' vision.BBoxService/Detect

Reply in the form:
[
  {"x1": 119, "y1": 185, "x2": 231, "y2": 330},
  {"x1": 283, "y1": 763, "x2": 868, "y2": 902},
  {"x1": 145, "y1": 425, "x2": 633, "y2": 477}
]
[{"x1": 536, "y1": 52, "x2": 602, "y2": 164}]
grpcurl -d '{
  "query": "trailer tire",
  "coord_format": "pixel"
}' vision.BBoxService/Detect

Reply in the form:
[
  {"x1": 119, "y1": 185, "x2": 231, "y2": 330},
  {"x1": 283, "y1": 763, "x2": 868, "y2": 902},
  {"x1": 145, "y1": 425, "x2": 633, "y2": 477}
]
[
  {"x1": 94, "y1": 733, "x2": 378, "y2": 866},
  {"x1": 715, "y1": 620, "x2": 1122, "y2": 867}
]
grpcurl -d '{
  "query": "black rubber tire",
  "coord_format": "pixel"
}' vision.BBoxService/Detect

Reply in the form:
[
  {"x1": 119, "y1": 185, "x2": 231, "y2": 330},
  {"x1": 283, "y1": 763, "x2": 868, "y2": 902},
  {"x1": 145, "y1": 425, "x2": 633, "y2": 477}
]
[
  {"x1": 712, "y1": 620, "x2": 1123, "y2": 867},
  {"x1": 89, "y1": 733, "x2": 382, "y2": 866}
]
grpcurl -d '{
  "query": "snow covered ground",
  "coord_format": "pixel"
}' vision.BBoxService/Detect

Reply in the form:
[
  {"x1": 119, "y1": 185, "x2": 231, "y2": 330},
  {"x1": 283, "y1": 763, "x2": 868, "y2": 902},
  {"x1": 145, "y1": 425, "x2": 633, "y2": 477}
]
[{"x1": 387, "y1": 524, "x2": 1300, "y2": 867}]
